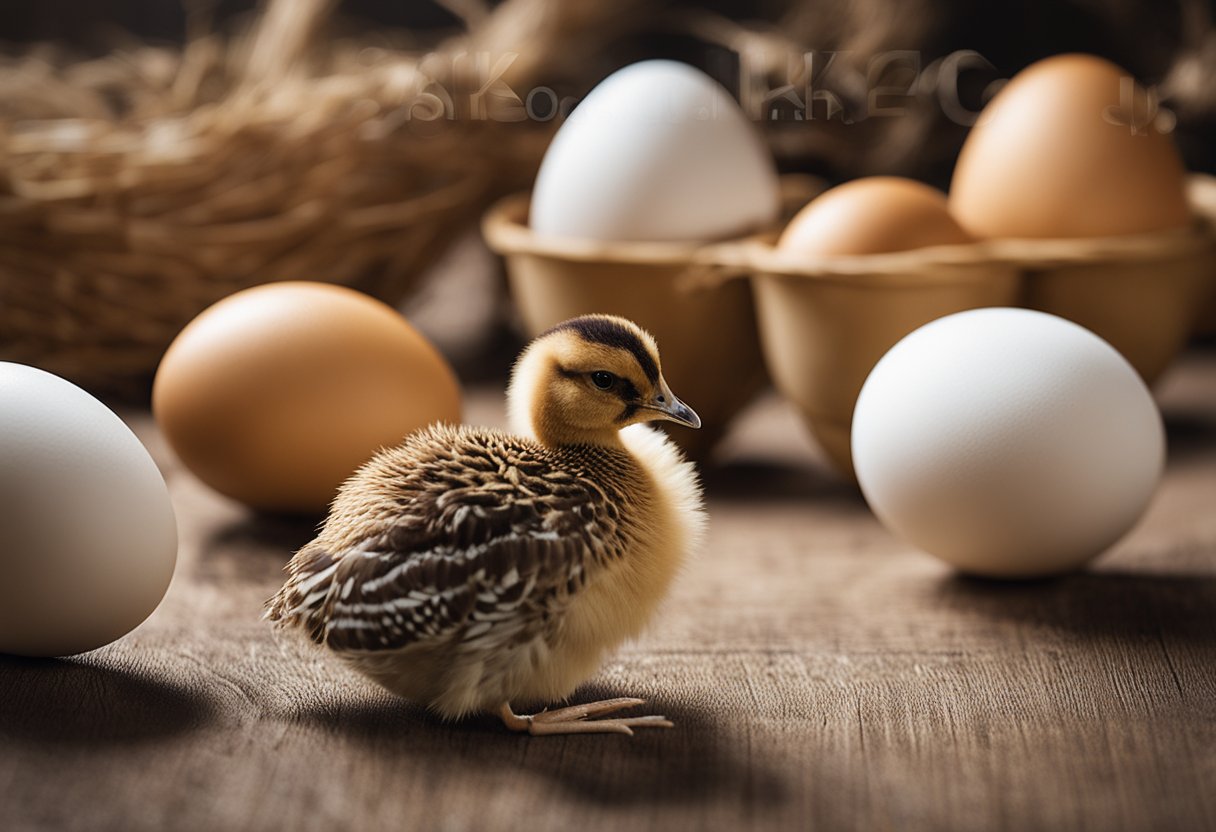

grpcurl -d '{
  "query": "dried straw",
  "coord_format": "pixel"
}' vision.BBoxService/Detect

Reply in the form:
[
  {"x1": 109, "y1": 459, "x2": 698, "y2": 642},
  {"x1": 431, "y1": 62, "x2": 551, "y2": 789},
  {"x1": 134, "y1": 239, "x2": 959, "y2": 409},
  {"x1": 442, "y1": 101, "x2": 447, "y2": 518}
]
[{"x1": 0, "y1": 0, "x2": 638, "y2": 397}]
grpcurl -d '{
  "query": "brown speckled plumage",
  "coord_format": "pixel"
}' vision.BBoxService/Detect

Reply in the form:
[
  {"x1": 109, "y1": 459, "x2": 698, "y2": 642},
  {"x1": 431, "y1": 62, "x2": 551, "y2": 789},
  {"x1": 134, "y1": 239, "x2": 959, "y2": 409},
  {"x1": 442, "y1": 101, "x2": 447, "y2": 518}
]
[{"x1": 269, "y1": 423, "x2": 648, "y2": 650}]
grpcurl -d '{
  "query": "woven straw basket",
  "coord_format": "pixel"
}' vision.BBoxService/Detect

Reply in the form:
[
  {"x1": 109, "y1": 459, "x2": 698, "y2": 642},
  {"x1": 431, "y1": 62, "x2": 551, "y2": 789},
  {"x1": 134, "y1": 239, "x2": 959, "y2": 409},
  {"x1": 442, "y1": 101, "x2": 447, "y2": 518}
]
[{"x1": 0, "y1": 0, "x2": 568, "y2": 398}]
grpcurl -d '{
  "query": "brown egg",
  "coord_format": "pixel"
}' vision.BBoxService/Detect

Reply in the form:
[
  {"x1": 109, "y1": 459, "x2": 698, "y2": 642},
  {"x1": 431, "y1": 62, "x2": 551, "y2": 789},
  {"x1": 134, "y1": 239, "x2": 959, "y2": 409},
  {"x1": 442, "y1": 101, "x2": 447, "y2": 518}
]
[
  {"x1": 153, "y1": 282, "x2": 461, "y2": 513},
  {"x1": 950, "y1": 54, "x2": 1191, "y2": 239},
  {"x1": 779, "y1": 177, "x2": 973, "y2": 255}
]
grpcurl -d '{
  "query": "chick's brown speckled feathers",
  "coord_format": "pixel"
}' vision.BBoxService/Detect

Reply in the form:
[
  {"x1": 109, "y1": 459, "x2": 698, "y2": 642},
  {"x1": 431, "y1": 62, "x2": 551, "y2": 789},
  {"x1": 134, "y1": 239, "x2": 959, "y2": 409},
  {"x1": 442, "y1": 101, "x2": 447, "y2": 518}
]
[{"x1": 267, "y1": 315, "x2": 705, "y2": 736}]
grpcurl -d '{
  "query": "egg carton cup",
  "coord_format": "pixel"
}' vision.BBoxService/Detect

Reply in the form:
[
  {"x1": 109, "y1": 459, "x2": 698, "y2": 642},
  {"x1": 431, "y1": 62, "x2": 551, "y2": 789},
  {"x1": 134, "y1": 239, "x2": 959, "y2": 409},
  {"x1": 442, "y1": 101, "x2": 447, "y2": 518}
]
[
  {"x1": 1186, "y1": 173, "x2": 1216, "y2": 334},
  {"x1": 483, "y1": 193, "x2": 766, "y2": 459},
  {"x1": 985, "y1": 221, "x2": 1216, "y2": 382},
  {"x1": 729, "y1": 242, "x2": 1022, "y2": 477},
  {"x1": 482, "y1": 177, "x2": 826, "y2": 459}
]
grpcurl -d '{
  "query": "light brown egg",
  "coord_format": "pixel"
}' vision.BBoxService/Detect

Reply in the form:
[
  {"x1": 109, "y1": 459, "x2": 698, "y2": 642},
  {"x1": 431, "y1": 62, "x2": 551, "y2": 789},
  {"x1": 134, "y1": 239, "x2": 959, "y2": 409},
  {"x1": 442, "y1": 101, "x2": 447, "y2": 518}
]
[
  {"x1": 950, "y1": 54, "x2": 1191, "y2": 239},
  {"x1": 779, "y1": 177, "x2": 973, "y2": 255},
  {"x1": 153, "y1": 282, "x2": 461, "y2": 514}
]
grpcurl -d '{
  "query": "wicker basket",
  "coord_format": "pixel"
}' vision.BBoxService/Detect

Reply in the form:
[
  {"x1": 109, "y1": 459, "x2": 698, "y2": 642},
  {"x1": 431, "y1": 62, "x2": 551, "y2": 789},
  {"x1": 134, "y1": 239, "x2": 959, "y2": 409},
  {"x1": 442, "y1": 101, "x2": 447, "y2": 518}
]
[{"x1": 0, "y1": 0, "x2": 604, "y2": 398}]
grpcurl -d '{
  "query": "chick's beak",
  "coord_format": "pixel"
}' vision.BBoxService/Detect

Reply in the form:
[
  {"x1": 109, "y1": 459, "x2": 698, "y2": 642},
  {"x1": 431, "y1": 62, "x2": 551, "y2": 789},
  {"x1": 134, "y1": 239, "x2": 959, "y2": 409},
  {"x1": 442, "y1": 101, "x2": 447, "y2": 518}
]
[{"x1": 650, "y1": 381, "x2": 701, "y2": 429}]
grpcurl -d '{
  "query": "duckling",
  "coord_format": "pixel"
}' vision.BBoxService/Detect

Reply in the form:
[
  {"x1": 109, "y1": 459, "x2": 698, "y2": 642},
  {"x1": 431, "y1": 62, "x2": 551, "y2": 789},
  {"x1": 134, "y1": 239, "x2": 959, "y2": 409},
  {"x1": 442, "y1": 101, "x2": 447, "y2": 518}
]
[{"x1": 266, "y1": 314, "x2": 705, "y2": 736}]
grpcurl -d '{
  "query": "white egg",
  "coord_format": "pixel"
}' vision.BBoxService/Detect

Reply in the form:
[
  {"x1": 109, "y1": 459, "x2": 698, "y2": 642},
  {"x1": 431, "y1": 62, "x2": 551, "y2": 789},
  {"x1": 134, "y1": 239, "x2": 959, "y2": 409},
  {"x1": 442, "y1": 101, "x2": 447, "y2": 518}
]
[
  {"x1": 0, "y1": 364, "x2": 178, "y2": 656},
  {"x1": 851, "y1": 309, "x2": 1164, "y2": 578},
  {"x1": 530, "y1": 60, "x2": 780, "y2": 242}
]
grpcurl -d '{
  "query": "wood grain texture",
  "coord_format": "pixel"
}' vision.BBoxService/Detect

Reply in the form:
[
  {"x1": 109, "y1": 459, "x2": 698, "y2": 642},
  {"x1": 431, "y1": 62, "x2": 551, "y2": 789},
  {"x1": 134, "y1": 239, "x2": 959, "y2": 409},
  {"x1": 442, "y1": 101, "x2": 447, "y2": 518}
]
[{"x1": 1, "y1": 348, "x2": 1214, "y2": 832}]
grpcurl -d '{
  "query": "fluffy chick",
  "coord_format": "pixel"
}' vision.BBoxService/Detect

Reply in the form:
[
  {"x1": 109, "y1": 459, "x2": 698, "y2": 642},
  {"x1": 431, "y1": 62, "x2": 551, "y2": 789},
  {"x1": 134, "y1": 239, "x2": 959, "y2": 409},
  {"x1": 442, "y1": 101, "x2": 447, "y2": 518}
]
[{"x1": 266, "y1": 315, "x2": 706, "y2": 735}]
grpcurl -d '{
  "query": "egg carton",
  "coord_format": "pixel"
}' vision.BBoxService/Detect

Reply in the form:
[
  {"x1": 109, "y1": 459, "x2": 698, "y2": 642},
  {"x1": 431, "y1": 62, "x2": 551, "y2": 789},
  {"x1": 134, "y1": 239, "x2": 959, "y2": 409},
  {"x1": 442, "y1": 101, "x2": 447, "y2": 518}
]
[{"x1": 485, "y1": 174, "x2": 1216, "y2": 470}]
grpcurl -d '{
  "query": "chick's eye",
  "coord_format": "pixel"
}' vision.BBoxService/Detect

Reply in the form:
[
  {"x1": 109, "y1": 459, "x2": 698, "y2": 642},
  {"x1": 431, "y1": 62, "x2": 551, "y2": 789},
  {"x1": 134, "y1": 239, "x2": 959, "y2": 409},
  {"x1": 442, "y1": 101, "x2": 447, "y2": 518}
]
[{"x1": 590, "y1": 371, "x2": 615, "y2": 390}]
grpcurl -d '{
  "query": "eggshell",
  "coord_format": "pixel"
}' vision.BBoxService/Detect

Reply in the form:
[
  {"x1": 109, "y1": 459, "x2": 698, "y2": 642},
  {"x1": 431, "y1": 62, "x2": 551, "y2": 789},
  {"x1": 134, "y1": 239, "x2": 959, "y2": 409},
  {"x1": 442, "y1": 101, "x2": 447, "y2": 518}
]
[
  {"x1": 852, "y1": 308, "x2": 1164, "y2": 578},
  {"x1": 950, "y1": 54, "x2": 1191, "y2": 239},
  {"x1": 779, "y1": 177, "x2": 973, "y2": 255},
  {"x1": 153, "y1": 282, "x2": 461, "y2": 513},
  {"x1": 530, "y1": 60, "x2": 780, "y2": 242},
  {"x1": 0, "y1": 363, "x2": 177, "y2": 656}
]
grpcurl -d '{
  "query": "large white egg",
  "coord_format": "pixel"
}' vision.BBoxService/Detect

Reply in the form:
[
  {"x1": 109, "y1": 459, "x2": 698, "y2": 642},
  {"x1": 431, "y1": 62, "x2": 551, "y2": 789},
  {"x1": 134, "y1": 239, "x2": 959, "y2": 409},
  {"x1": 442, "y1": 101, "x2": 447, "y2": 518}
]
[
  {"x1": 851, "y1": 309, "x2": 1164, "y2": 578},
  {"x1": 0, "y1": 364, "x2": 178, "y2": 656},
  {"x1": 530, "y1": 60, "x2": 780, "y2": 241}
]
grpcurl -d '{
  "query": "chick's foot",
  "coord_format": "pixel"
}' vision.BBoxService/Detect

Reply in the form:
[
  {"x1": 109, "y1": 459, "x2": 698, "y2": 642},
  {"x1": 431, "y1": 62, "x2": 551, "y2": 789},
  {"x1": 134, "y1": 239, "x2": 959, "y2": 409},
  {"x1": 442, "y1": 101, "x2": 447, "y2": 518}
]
[{"x1": 498, "y1": 698, "x2": 674, "y2": 736}]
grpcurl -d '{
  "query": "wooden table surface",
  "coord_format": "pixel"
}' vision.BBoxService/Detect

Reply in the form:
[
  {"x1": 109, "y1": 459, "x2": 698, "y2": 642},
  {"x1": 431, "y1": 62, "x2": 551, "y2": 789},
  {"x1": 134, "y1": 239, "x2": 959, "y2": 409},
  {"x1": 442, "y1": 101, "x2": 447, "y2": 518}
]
[{"x1": 2, "y1": 342, "x2": 1214, "y2": 832}]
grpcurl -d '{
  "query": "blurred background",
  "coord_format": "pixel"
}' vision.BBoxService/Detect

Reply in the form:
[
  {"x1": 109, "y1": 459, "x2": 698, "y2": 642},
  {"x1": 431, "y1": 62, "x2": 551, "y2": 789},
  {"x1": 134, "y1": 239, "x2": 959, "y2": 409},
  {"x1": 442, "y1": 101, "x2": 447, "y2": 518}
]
[
  {"x1": 2, "y1": 0, "x2": 1215, "y2": 399},
  {"x1": 10, "y1": 0, "x2": 1216, "y2": 177}
]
